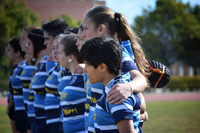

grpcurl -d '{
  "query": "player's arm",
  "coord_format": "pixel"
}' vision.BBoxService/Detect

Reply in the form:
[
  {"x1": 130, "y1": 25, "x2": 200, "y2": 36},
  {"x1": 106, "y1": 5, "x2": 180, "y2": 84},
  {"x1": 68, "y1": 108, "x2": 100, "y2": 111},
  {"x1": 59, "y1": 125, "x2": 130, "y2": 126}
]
[
  {"x1": 107, "y1": 70, "x2": 147, "y2": 104},
  {"x1": 117, "y1": 119, "x2": 135, "y2": 133}
]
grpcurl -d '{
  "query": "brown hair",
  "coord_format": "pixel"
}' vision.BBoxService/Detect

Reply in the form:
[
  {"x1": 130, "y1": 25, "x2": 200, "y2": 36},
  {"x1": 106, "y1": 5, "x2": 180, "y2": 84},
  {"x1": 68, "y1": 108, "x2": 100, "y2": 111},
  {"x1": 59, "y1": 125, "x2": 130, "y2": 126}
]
[
  {"x1": 22, "y1": 25, "x2": 39, "y2": 33},
  {"x1": 85, "y1": 5, "x2": 150, "y2": 85}
]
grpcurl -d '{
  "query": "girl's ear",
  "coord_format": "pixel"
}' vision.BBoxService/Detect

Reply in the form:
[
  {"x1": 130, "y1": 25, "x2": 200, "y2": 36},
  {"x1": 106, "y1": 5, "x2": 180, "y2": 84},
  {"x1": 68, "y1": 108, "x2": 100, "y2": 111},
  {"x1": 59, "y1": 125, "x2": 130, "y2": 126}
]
[
  {"x1": 97, "y1": 24, "x2": 106, "y2": 36},
  {"x1": 15, "y1": 51, "x2": 20, "y2": 57}
]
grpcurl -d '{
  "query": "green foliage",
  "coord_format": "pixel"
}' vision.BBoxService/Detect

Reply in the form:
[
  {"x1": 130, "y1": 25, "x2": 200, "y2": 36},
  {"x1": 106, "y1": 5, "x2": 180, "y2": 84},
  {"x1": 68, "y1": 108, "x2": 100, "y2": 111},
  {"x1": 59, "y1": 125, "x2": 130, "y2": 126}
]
[
  {"x1": 0, "y1": 0, "x2": 40, "y2": 78},
  {"x1": 133, "y1": 0, "x2": 200, "y2": 67},
  {"x1": 166, "y1": 76, "x2": 200, "y2": 91},
  {"x1": 50, "y1": 14, "x2": 80, "y2": 28}
]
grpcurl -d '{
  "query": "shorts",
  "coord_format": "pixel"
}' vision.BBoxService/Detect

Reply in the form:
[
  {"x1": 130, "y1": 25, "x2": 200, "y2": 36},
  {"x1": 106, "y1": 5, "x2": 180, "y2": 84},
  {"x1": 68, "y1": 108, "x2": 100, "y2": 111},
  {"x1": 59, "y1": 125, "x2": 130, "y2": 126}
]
[
  {"x1": 15, "y1": 111, "x2": 28, "y2": 132},
  {"x1": 35, "y1": 119, "x2": 49, "y2": 133},
  {"x1": 48, "y1": 122, "x2": 60, "y2": 133}
]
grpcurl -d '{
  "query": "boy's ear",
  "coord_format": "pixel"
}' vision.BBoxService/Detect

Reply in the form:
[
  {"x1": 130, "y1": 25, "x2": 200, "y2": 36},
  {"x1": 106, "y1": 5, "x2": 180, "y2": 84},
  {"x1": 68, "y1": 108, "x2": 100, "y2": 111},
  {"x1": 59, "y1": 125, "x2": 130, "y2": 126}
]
[
  {"x1": 15, "y1": 51, "x2": 20, "y2": 57},
  {"x1": 97, "y1": 24, "x2": 106, "y2": 36},
  {"x1": 98, "y1": 63, "x2": 107, "y2": 72}
]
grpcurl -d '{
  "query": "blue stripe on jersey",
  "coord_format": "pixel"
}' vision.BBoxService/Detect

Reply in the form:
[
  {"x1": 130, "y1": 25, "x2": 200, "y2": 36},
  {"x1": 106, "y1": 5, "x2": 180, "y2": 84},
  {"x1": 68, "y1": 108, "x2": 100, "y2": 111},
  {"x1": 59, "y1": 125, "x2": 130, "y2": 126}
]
[
  {"x1": 45, "y1": 64, "x2": 62, "y2": 124},
  {"x1": 87, "y1": 82, "x2": 104, "y2": 132},
  {"x1": 94, "y1": 75, "x2": 141, "y2": 133},
  {"x1": 20, "y1": 65, "x2": 37, "y2": 111},
  {"x1": 84, "y1": 79, "x2": 91, "y2": 130},
  {"x1": 27, "y1": 83, "x2": 35, "y2": 122},
  {"x1": 31, "y1": 55, "x2": 56, "y2": 119},
  {"x1": 58, "y1": 69, "x2": 72, "y2": 95},
  {"x1": 60, "y1": 73, "x2": 87, "y2": 133},
  {"x1": 11, "y1": 61, "x2": 28, "y2": 111}
]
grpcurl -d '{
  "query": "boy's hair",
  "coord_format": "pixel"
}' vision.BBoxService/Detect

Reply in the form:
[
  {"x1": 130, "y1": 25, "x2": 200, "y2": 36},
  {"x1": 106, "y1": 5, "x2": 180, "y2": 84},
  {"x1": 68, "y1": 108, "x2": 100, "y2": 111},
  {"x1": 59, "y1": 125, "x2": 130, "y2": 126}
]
[
  {"x1": 64, "y1": 27, "x2": 79, "y2": 34},
  {"x1": 80, "y1": 36, "x2": 122, "y2": 75},
  {"x1": 8, "y1": 37, "x2": 25, "y2": 58},
  {"x1": 42, "y1": 19, "x2": 68, "y2": 38},
  {"x1": 59, "y1": 35, "x2": 82, "y2": 63}
]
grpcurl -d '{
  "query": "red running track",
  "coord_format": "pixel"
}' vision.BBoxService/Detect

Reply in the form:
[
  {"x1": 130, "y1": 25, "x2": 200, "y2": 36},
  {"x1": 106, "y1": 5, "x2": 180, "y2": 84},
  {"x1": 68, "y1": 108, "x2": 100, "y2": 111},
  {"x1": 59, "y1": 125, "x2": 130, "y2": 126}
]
[{"x1": 0, "y1": 93, "x2": 200, "y2": 106}]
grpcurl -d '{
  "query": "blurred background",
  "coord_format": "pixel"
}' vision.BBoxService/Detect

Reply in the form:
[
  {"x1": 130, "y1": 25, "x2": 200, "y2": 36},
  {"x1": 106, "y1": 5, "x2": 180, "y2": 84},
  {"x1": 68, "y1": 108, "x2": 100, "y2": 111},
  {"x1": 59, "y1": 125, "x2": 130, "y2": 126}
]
[{"x1": 0, "y1": 0, "x2": 200, "y2": 133}]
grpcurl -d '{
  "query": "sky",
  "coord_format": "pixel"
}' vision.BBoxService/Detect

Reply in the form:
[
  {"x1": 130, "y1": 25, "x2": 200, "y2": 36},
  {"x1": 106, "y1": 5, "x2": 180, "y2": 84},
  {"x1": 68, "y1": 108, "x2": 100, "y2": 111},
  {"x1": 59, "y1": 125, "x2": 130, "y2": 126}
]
[{"x1": 101, "y1": 0, "x2": 200, "y2": 25}]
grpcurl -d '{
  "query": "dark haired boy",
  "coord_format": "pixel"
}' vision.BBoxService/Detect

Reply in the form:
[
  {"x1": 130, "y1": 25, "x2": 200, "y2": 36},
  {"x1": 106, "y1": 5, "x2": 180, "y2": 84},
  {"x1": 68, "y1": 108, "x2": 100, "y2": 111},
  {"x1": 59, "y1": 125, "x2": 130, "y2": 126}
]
[{"x1": 80, "y1": 36, "x2": 141, "y2": 133}]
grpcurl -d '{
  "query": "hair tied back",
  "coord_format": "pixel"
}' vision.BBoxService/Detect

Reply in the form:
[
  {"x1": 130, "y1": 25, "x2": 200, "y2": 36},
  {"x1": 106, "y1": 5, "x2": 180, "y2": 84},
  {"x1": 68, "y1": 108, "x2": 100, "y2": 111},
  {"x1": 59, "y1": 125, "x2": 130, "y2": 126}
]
[{"x1": 114, "y1": 12, "x2": 120, "y2": 19}]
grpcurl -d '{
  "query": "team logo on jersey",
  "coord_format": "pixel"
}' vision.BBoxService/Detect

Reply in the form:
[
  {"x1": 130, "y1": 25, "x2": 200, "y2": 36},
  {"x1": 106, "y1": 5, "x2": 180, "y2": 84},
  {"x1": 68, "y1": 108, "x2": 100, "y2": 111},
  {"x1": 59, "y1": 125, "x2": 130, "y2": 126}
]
[{"x1": 69, "y1": 76, "x2": 77, "y2": 85}]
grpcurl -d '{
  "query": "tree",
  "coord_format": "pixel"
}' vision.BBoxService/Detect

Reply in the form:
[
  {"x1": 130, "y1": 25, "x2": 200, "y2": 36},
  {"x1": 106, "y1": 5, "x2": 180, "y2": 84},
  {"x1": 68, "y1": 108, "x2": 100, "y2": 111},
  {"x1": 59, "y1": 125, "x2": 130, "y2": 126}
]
[
  {"x1": 50, "y1": 14, "x2": 80, "y2": 28},
  {"x1": 133, "y1": 0, "x2": 200, "y2": 68},
  {"x1": 0, "y1": 0, "x2": 40, "y2": 78}
]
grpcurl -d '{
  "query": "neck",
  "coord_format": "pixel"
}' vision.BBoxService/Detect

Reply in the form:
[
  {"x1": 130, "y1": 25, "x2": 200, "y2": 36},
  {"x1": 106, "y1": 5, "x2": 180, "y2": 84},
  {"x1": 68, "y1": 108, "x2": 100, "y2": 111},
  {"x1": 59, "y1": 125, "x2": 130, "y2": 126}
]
[
  {"x1": 15, "y1": 57, "x2": 24, "y2": 65},
  {"x1": 68, "y1": 59, "x2": 79, "y2": 74},
  {"x1": 34, "y1": 50, "x2": 48, "y2": 66},
  {"x1": 102, "y1": 73, "x2": 117, "y2": 86}
]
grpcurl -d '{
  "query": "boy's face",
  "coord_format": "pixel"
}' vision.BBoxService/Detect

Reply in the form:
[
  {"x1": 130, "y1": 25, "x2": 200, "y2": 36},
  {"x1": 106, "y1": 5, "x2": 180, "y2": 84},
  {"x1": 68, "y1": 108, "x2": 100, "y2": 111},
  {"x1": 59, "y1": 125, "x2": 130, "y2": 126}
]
[
  {"x1": 44, "y1": 31, "x2": 54, "y2": 56},
  {"x1": 84, "y1": 62, "x2": 103, "y2": 84}
]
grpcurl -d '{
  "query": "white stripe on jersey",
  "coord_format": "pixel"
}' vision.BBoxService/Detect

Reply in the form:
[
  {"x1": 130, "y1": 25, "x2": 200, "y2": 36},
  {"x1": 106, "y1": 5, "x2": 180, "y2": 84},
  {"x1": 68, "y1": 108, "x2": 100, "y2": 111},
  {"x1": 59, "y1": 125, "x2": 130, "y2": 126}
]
[
  {"x1": 35, "y1": 72, "x2": 48, "y2": 76},
  {"x1": 32, "y1": 84, "x2": 46, "y2": 88},
  {"x1": 91, "y1": 87, "x2": 103, "y2": 94},
  {"x1": 12, "y1": 86, "x2": 22, "y2": 89},
  {"x1": 60, "y1": 98, "x2": 87, "y2": 105},
  {"x1": 24, "y1": 100, "x2": 28, "y2": 103},
  {"x1": 16, "y1": 75, "x2": 21, "y2": 79},
  {"x1": 63, "y1": 114, "x2": 84, "y2": 121},
  {"x1": 90, "y1": 106, "x2": 95, "y2": 111},
  {"x1": 20, "y1": 77, "x2": 33, "y2": 80},
  {"x1": 15, "y1": 107, "x2": 26, "y2": 110},
  {"x1": 84, "y1": 112, "x2": 89, "y2": 117},
  {"x1": 87, "y1": 127, "x2": 94, "y2": 132},
  {"x1": 36, "y1": 116, "x2": 46, "y2": 119},
  {"x1": 122, "y1": 56, "x2": 133, "y2": 62},
  {"x1": 45, "y1": 105, "x2": 60, "y2": 110},
  {"x1": 13, "y1": 95, "x2": 23, "y2": 99},
  {"x1": 47, "y1": 118, "x2": 61, "y2": 124},
  {"x1": 28, "y1": 113, "x2": 35, "y2": 117},
  {"x1": 96, "y1": 104, "x2": 103, "y2": 110},
  {"x1": 62, "y1": 76, "x2": 71, "y2": 80},
  {"x1": 34, "y1": 104, "x2": 45, "y2": 108},
  {"x1": 46, "y1": 93, "x2": 60, "y2": 98},
  {"x1": 94, "y1": 123, "x2": 117, "y2": 130},
  {"x1": 45, "y1": 82, "x2": 58, "y2": 88},
  {"x1": 23, "y1": 88, "x2": 29, "y2": 92},
  {"x1": 132, "y1": 109, "x2": 141, "y2": 114},
  {"x1": 24, "y1": 65, "x2": 37, "y2": 69},
  {"x1": 111, "y1": 104, "x2": 131, "y2": 114},
  {"x1": 52, "y1": 71, "x2": 59, "y2": 75},
  {"x1": 64, "y1": 86, "x2": 86, "y2": 92}
]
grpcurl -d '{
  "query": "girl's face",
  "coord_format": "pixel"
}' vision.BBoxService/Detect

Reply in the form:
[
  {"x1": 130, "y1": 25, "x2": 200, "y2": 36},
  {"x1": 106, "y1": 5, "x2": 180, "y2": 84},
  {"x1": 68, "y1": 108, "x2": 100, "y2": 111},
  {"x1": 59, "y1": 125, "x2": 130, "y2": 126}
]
[
  {"x1": 76, "y1": 29, "x2": 85, "y2": 52},
  {"x1": 52, "y1": 39, "x2": 59, "y2": 63},
  {"x1": 58, "y1": 44, "x2": 70, "y2": 68},
  {"x1": 82, "y1": 16, "x2": 100, "y2": 41},
  {"x1": 26, "y1": 38, "x2": 34, "y2": 59},
  {"x1": 6, "y1": 44, "x2": 17, "y2": 64}
]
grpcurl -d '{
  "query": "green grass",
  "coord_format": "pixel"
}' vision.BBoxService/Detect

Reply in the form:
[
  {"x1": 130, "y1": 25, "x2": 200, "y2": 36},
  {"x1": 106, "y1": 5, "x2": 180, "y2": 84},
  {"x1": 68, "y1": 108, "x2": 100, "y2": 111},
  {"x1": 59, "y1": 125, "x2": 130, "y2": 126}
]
[
  {"x1": 0, "y1": 101, "x2": 200, "y2": 133},
  {"x1": 143, "y1": 101, "x2": 200, "y2": 133}
]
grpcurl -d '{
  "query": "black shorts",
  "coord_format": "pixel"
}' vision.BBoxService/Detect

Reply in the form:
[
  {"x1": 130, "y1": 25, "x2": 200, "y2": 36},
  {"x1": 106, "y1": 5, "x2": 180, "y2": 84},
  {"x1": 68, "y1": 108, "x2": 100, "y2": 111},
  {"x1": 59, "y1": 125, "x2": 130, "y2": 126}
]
[{"x1": 15, "y1": 110, "x2": 28, "y2": 132}]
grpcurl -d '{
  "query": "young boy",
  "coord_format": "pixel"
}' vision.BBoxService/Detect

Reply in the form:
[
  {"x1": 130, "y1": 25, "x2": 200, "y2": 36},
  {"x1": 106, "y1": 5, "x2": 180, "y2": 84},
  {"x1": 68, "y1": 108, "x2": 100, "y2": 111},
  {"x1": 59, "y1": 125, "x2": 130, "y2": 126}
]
[{"x1": 80, "y1": 36, "x2": 141, "y2": 133}]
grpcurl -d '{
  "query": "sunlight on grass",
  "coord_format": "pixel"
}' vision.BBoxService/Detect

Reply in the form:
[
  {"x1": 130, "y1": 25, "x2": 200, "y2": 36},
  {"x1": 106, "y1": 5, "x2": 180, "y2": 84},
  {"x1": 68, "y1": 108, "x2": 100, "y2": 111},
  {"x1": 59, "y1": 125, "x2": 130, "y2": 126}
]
[
  {"x1": 0, "y1": 101, "x2": 200, "y2": 133},
  {"x1": 143, "y1": 101, "x2": 200, "y2": 133}
]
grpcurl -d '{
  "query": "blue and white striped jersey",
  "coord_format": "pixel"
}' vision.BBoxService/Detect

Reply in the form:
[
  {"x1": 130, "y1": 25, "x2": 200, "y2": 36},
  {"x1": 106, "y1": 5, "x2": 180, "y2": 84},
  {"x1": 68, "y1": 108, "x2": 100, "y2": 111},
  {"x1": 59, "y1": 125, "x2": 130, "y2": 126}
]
[
  {"x1": 27, "y1": 81, "x2": 35, "y2": 122},
  {"x1": 11, "y1": 61, "x2": 28, "y2": 111},
  {"x1": 31, "y1": 55, "x2": 56, "y2": 119},
  {"x1": 57, "y1": 68, "x2": 71, "y2": 96},
  {"x1": 60, "y1": 73, "x2": 87, "y2": 133},
  {"x1": 87, "y1": 40, "x2": 138, "y2": 132},
  {"x1": 7, "y1": 69, "x2": 14, "y2": 102},
  {"x1": 84, "y1": 79, "x2": 91, "y2": 130},
  {"x1": 20, "y1": 65, "x2": 37, "y2": 111},
  {"x1": 94, "y1": 75, "x2": 141, "y2": 133},
  {"x1": 45, "y1": 64, "x2": 62, "y2": 125}
]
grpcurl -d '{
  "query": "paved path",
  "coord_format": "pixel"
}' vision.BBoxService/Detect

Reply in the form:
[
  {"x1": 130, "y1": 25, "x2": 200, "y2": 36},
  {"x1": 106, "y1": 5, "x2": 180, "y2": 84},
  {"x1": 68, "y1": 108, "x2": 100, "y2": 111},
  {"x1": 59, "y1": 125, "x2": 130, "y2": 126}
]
[{"x1": 0, "y1": 92, "x2": 200, "y2": 106}]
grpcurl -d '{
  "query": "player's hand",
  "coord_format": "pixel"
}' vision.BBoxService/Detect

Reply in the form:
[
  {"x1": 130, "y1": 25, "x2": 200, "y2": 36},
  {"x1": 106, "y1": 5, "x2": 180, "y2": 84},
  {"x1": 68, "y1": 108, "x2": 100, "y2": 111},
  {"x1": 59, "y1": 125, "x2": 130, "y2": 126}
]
[
  {"x1": 74, "y1": 63, "x2": 85, "y2": 74},
  {"x1": 107, "y1": 84, "x2": 132, "y2": 105}
]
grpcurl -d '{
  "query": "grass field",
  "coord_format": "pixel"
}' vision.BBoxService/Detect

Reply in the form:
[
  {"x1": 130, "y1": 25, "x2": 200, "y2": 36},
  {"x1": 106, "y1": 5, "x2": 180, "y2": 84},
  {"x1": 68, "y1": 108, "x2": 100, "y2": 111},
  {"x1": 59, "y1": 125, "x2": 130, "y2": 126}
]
[{"x1": 0, "y1": 101, "x2": 200, "y2": 133}]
